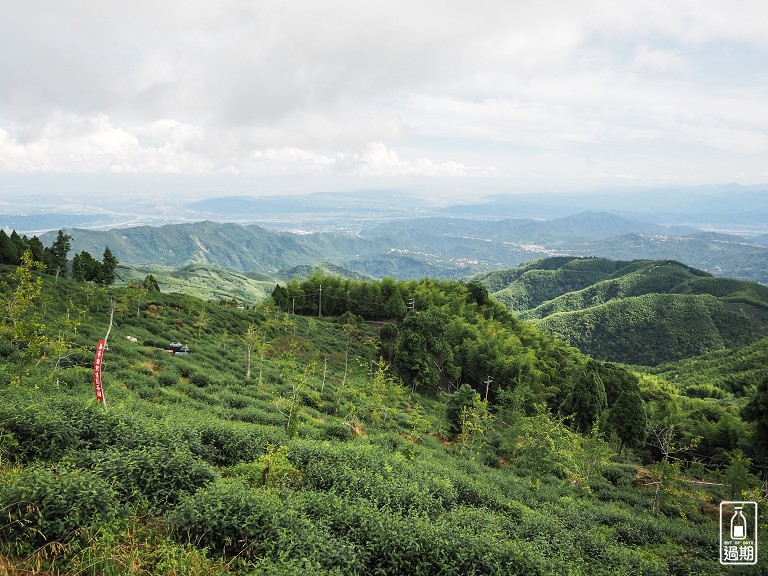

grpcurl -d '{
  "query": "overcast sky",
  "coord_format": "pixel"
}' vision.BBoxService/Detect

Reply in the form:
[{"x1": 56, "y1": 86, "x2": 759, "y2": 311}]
[{"x1": 1, "y1": 1, "x2": 767, "y2": 200}]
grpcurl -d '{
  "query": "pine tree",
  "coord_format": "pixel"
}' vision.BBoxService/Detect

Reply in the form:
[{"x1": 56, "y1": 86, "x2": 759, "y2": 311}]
[
  {"x1": 607, "y1": 389, "x2": 647, "y2": 454},
  {"x1": 99, "y1": 247, "x2": 118, "y2": 286},
  {"x1": 49, "y1": 230, "x2": 72, "y2": 280},
  {"x1": 9, "y1": 232, "x2": 27, "y2": 261},
  {"x1": 0, "y1": 230, "x2": 19, "y2": 265},
  {"x1": 142, "y1": 274, "x2": 160, "y2": 292},
  {"x1": 72, "y1": 251, "x2": 100, "y2": 282},
  {"x1": 26, "y1": 236, "x2": 47, "y2": 264},
  {"x1": 560, "y1": 363, "x2": 608, "y2": 433}
]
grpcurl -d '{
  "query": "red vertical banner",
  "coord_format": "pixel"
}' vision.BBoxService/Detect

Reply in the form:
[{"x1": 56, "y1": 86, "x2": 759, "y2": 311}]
[{"x1": 93, "y1": 339, "x2": 106, "y2": 405}]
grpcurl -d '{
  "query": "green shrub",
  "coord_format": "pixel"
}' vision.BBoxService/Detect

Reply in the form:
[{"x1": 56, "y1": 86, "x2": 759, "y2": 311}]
[
  {"x1": 322, "y1": 420, "x2": 352, "y2": 441},
  {"x1": 602, "y1": 463, "x2": 636, "y2": 488},
  {"x1": 166, "y1": 479, "x2": 283, "y2": 558},
  {"x1": 69, "y1": 446, "x2": 217, "y2": 511},
  {"x1": 189, "y1": 370, "x2": 212, "y2": 387},
  {"x1": 157, "y1": 370, "x2": 179, "y2": 386},
  {"x1": 194, "y1": 421, "x2": 266, "y2": 466},
  {"x1": 0, "y1": 464, "x2": 120, "y2": 548},
  {"x1": 0, "y1": 397, "x2": 82, "y2": 460},
  {"x1": 169, "y1": 480, "x2": 362, "y2": 570},
  {"x1": 230, "y1": 407, "x2": 286, "y2": 427}
]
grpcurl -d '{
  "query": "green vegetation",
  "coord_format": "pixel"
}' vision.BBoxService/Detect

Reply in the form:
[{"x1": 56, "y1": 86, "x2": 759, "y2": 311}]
[
  {"x1": 479, "y1": 257, "x2": 768, "y2": 365},
  {"x1": 117, "y1": 263, "x2": 279, "y2": 305},
  {"x1": 1, "y1": 260, "x2": 766, "y2": 575},
  {"x1": 650, "y1": 336, "x2": 768, "y2": 397}
]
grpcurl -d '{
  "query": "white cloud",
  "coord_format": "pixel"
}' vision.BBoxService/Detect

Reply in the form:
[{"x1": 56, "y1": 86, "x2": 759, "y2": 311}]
[
  {"x1": 0, "y1": 112, "x2": 215, "y2": 174},
  {"x1": 333, "y1": 142, "x2": 488, "y2": 177},
  {"x1": 0, "y1": 1, "x2": 766, "y2": 191},
  {"x1": 247, "y1": 142, "x2": 494, "y2": 178},
  {"x1": 632, "y1": 44, "x2": 688, "y2": 73}
]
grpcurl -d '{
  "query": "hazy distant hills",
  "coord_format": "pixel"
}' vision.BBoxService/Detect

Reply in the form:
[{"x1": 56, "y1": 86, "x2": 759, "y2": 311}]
[
  {"x1": 42, "y1": 211, "x2": 768, "y2": 283},
  {"x1": 0, "y1": 212, "x2": 113, "y2": 233},
  {"x1": 50, "y1": 221, "x2": 321, "y2": 272},
  {"x1": 478, "y1": 257, "x2": 768, "y2": 365},
  {"x1": 439, "y1": 185, "x2": 768, "y2": 226},
  {"x1": 45, "y1": 220, "x2": 478, "y2": 279},
  {"x1": 363, "y1": 212, "x2": 696, "y2": 242},
  {"x1": 577, "y1": 232, "x2": 768, "y2": 283}
]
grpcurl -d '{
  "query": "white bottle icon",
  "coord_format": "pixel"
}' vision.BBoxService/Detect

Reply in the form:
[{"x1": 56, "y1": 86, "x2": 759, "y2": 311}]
[{"x1": 731, "y1": 506, "x2": 747, "y2": 540}]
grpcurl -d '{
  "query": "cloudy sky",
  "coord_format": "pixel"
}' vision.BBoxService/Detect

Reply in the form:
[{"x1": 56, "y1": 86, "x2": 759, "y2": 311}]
[{"x1": 1, "y1": 1, "x2": 767, "y2": 200}]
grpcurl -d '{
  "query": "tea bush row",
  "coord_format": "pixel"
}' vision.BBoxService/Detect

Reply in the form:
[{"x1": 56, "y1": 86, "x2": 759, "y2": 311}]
[
  {"x1": 0, "y1": 387, "x2": 287, "y2": 466},
  {"x1": 0, "y1": 464, "x2": 120, "y2": 549},
  {"x1": 65, "y1": 445, "x2": 217, "y2": 511},
  {"x1": 167, "y1": 481, "x2": 546, "y2": 576}
]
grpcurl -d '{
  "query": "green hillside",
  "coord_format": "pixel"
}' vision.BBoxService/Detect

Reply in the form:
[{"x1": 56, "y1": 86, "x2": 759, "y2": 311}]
[
  {"x1": 41, "y1": 222, "x2": 475, "y2": 280},
  {"x1": 40, "y1": 216, "x2": 768, "y2": 282},
  {"x1": 51, "y1": 221, "x2": 322, "y2": 272},
  {"x1": 479, "y1": 258, "x2": 768, "y2": 365},
  {"x1": 2, "y1": 259, "x2": 766, "y2": 574},
  {"x1": 117, "y1": 263, "x2": 279, "y2": 305},
  {"x1": 648, "y1": 337, "x2": 768, "y2": 398},
  {"x1": 477, "y1": 257, "x2": 632, "y2": 311}
]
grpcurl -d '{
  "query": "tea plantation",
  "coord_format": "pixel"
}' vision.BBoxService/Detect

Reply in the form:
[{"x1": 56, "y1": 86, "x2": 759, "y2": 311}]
[{"x1": 1, "y1": 260, "x2": 766, "y2": 575}]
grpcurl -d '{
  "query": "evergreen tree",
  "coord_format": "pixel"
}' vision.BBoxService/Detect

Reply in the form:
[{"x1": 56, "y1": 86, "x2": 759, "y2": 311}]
[
  {"x1": 9, "y1": 232, "x2": 27, "y2": 261},
  {"x1": 0, "y1": 230, "x2": 19, "y2": 265},
  {"x1": 272, "y1": 284, "x2": 289, "y2": 309},
  {"x1": 560, "y1": 362, "x2": 608, "y2": 433},
  {"x1": 446, "y1": 383, "x2": 483, "y2": 436},
  {"x1": 394, "y1": 309, "x2": 458, "y2": 388},
  {"x1": 606, "y1": 389, "x2": 647, "y2": 454},
  {"x1": 49, "y1": 230, "x2": 72, "y2": 280},
  {"x1": 26, "y1": 236, "x2": 47, "y2": 265},
  {"x1": 142, "y1": 274, "x2": 160, "y2": 292},
  {"x1": 379, "y1": 322, "x2": 398, "y2": 361},
  {"x1": 72, "y1": 251, "x2": 100, "y2": 282},
  {"x1": 465, "y1": 280, "x2": 489, "y2": 306},
  {"x1": 383, "y1": 291, "x2": 407, "y2": 321},
  {"x1": 99, "y1": 247, "x2": 118, "y2": 286},
  {"x1": 71, "y1": 252, "x2": 85, "y2": 282}
]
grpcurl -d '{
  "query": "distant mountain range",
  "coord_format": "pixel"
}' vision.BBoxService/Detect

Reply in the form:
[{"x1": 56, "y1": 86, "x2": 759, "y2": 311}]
[
  {"x1": 43, "y1": 211, "x2": 768, "y2": 283},
  {"x1": 440, "y1": 185, "x2": 768, "y2": 227},
  {"x1": 477, "y1": 257, "x2": 768, "y2": 365}
]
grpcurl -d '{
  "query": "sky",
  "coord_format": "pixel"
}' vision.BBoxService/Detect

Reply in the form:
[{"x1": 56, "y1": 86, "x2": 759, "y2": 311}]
[{"x1": 1, "y1": 0, "x2": 767, "y2": 202}]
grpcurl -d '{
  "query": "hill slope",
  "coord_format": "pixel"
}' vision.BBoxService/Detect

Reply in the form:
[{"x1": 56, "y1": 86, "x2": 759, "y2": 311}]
[
  {"x1": 1, "y1": 263, "x2": 763, "y2": 575},
  {"x1": 40, "y1": 213, "x2": 768, "y2": 282},
  {"x1": 478, "y1": 257, "x2": 768, "y2": 365}
]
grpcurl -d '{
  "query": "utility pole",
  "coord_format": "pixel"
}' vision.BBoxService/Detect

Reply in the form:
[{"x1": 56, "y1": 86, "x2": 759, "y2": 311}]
[
  {"x1": 321, "y1": 357, "x2": 328, "y2": 395},
  {"x1": 318, "y1": 284, "x2": 323, "y2": 317},
  {"x1": 484, "y1": 375, "x2": 493, "y2": 403},
  {"x1": 292, "y1": 297, "x2": 295, "y2": 315}
]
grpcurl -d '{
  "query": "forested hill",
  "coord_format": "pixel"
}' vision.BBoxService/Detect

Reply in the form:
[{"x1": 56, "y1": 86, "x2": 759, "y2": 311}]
[
  {"x1": 40, "y1": 214, "x2": 768, "y2": 283},
  {"x1": 2, "y1": 258, "x2": 767, "y2": 574},
  {"x1": 39, "y1": 221, "x2": 475, "y2": 279},
  {"x1": 477, "y1": 257, "x2": 768, "y2": 365}
]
